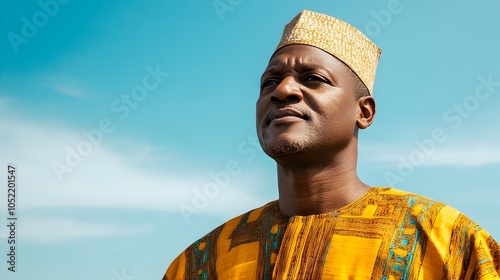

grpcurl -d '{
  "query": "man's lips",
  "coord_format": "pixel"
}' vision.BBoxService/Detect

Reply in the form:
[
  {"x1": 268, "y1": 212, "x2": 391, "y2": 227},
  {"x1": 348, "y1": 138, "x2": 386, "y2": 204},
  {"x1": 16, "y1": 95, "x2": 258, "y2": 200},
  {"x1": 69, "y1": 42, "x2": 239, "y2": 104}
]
[{"x1": 265, "y1": 108, "x2": 308, "y2": 125}]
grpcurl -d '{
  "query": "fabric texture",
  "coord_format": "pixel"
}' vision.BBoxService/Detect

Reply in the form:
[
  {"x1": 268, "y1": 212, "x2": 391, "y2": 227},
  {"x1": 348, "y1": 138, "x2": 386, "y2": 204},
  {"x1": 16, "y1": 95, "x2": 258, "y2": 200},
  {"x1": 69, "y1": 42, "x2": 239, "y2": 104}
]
[
  {"x1": 274, "y1": 10, "x2": 382, "y2": 95},
  {"x1": 164, "y1": 187, "x2": 500, "y2": 279}
]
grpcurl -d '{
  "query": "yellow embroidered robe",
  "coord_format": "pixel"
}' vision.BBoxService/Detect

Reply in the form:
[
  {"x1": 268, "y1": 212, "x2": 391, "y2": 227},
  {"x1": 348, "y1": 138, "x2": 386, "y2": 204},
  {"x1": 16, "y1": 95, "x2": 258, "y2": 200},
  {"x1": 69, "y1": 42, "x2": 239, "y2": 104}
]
[{"x1": 164, "y1": 187, "x2": 500, "y2": 279}]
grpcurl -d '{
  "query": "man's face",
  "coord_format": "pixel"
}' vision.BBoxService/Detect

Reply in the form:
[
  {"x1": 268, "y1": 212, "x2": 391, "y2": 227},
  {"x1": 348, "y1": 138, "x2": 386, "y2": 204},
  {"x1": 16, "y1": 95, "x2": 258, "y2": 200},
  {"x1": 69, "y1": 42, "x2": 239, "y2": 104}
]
[{"x1": 256, "y1": 44, "x2": 363, "y2": 159}]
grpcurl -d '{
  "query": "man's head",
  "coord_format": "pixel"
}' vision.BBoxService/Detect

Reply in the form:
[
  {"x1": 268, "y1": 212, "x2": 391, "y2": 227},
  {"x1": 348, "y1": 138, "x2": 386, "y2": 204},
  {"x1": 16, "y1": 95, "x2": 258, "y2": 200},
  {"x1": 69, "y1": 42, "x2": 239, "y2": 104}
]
[{"x1": 256, "y1": 10, "x2": 381, "y2": 160}]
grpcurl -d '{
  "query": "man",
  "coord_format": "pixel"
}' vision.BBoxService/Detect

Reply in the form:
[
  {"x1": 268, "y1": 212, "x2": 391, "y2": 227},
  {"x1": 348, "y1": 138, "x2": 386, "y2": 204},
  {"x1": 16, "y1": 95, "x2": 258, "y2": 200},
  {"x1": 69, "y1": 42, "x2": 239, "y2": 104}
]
[{"x1": 164, "y1": 10, "x2": 500, "y2": 279}]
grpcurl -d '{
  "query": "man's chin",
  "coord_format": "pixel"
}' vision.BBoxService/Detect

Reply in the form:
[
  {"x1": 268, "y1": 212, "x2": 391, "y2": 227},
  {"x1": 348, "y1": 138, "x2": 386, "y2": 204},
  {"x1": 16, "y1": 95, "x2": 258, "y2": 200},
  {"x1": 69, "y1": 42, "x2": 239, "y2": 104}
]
[{"x1": 263, "y1": 139, "x2": 306, "y2": 158}]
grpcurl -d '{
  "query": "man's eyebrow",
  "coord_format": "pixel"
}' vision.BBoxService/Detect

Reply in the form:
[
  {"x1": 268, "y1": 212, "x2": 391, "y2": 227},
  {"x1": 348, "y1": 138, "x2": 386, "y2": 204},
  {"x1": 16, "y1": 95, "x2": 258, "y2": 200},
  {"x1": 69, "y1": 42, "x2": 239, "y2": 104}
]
[
  {"x1": 262, "y1": 65, "x2": 282, "y2": 74},
  {"x1": 260, "y1": 65, "x2": 282, "y2": 81},
  {"x1": 261, "y1": 62, "x2": 330, "y2": 79},
  {"x1": 295, "y1": 62, "x2": 331, "y2": 73}
]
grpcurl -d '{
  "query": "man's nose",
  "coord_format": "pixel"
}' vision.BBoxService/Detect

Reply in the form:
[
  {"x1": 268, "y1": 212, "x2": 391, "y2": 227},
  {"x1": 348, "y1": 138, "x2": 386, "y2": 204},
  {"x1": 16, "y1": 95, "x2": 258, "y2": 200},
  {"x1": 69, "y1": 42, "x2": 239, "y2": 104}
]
[{"x1": 271, "y1": 76, "x2": 303, "y2": 103}]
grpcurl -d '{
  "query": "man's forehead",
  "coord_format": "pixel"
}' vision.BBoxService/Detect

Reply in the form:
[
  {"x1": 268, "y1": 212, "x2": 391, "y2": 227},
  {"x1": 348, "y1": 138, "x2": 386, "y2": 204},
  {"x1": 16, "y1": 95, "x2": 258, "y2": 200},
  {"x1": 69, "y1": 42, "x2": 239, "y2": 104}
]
[{"x1": 263, "y1": 45, "x2": 343, "y2": 74}]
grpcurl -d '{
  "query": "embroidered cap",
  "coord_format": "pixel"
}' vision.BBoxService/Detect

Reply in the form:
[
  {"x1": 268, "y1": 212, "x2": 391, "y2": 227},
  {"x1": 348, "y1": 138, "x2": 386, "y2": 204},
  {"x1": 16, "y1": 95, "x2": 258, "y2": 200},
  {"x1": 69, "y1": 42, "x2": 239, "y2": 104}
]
[{"x1": 274, "y1": 10, "x2": 382, "y2": 94}]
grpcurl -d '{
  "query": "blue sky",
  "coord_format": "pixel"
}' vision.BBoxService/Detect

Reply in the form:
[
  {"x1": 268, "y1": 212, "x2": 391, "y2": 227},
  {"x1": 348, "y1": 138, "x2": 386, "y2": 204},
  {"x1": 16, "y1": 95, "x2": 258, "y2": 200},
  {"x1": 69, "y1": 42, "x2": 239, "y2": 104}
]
[{"x1": 1, "y1": 0, "x2": 499, "y2": 279}]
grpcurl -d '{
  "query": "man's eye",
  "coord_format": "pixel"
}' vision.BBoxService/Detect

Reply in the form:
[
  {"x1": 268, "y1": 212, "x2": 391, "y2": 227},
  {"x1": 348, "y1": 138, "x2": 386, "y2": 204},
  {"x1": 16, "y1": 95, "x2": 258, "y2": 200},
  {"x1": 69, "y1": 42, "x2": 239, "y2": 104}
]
[
  {"x1": 304, "y1": 75, "x2": 325, "y2": 82},
  {"x1": 262, "y1": 79, "x2": 280, "y2": 88}
]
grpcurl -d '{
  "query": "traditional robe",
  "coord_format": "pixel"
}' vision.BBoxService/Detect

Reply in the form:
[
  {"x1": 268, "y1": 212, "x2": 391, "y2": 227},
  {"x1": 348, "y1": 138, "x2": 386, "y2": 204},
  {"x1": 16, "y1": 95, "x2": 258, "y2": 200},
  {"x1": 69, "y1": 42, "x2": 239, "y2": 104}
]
[{"x1": 164, "y1": 187, "x2": 500, "y2": 279}]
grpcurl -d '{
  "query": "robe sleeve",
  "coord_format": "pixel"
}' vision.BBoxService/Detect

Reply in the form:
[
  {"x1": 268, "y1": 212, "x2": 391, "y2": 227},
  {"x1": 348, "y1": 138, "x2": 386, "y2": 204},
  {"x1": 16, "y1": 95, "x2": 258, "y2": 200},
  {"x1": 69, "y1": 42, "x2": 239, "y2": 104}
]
[
  {"x1": 471, "y1": 229, "x2": 500, "y2": 279},
  {"x1": 163, "y1": 252, "x2": 187, "y2": 280}
]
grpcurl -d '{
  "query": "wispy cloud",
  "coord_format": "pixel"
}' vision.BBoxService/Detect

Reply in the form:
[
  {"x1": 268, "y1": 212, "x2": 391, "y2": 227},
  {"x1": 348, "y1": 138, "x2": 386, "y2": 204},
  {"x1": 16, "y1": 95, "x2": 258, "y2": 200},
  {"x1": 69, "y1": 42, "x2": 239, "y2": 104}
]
[
  {"x1": 425, "y1": 146, "x2": 500, "y2": 166},
  {"x1": 361, "y1": 142, "x2": 500, "y2": 167},
  {"x1": 38, "y1": 73, "x2": 85, "y2": 97},
  {"x1": 16, "y1": 218, "x2": 153, "y2": 243},
  {"x1": 52, "y1": 84, "x2": 81, "y2": 97},
  {"x1": 0, "y1": 113, "x2": 267, "y2": 215}
]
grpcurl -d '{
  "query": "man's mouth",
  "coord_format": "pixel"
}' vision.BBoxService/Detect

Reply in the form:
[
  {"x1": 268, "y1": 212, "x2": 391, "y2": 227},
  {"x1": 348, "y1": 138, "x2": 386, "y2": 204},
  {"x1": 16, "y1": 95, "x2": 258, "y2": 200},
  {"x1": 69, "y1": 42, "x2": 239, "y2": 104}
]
[{"x1": 265, "y1": 108, "x2": 308, "y2": 125}]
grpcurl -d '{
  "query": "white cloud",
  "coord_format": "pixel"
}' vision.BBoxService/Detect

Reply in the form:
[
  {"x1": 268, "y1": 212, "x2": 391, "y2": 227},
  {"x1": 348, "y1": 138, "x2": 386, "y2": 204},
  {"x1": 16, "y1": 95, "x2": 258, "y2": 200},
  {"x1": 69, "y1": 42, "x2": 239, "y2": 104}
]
[
  {"x1": 37, "y1": 73, "x2": 85, "y2": 97},
  {"x1": 16, "y1": 218, "x2": 153, "y2": 243},
  {"x1": 0, "y1": 114, "x2": 267, "y2": 215},
  {"x1": 361, "y1": 143, "x2": 500, "y2": 167},
  {"x1": 52, "y1": 84, "x2": 81, "y2": 97},
  {"x1": 425, "y1": 146, "x2": 500, "y2": 166}
]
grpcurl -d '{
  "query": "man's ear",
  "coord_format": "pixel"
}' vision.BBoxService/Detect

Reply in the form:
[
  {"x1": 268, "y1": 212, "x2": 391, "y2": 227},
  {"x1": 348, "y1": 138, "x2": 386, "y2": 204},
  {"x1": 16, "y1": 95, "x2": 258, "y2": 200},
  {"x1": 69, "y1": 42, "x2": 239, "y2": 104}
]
[{"x1": 356, "y1": 95, "x2": 376, "y2": 129}]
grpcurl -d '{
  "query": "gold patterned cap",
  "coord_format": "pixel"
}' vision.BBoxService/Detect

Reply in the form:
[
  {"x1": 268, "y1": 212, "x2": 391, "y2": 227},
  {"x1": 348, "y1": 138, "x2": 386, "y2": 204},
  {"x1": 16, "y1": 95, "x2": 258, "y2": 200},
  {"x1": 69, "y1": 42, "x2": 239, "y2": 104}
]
[{"x1": 274, "y1": 10, "x2": 382, "y2": 94}]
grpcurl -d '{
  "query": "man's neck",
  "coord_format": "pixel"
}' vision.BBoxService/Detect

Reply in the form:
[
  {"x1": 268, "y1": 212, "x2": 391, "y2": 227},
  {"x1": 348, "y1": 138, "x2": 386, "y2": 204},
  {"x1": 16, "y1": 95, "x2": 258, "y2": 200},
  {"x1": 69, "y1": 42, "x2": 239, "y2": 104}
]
[{"x1": 276, "y1": 147, "x2": 370, "y2": 217}]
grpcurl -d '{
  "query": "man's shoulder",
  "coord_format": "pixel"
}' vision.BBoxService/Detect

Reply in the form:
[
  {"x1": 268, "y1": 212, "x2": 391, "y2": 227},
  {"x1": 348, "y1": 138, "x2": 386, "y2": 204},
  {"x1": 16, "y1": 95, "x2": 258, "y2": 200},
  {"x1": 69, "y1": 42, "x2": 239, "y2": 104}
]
[
  {"x1": 185, "y1": 200, "x2": 280, "y2": 249},
  {"x1": 165, "y1": 200, "x2": 283, "y2": 279},
  {"x1": 377, "y1": 187, "x2": 450, "y2": 206},
  {"x1": 380, "y1": 187, "x2": 482, "y2": 228},
  {"x1": 375, "y1": 187, "x2": 464, "y2": 219},
  {"x1": 376, "y1": 186, "x2": 437, "y2": 200},
  {"x1": 221, "y1": 200, "x2": 280, "y2": 230}
]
